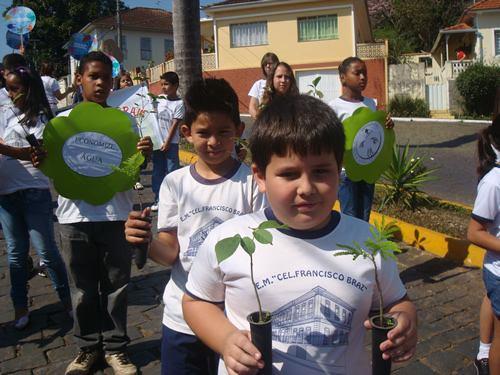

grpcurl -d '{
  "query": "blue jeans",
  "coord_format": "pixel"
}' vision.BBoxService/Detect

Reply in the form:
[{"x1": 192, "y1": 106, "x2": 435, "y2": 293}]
[
  {"x1": 0, "y1": 189, "x2": 71, "y2": 309},
  {"x1": 152, "y1": 145, "x2": 180, "y2": 202},
  {"x1": 161, "y1": 325, "x2": 217, "y2": 375},
  {"x1": 338, "y1": 171, "x2": 375, "y2": 222}
]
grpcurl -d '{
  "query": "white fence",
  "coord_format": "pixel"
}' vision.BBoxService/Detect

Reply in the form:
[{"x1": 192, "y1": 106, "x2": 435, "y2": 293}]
[
  {"x1": 426, "y1": 82, "x2": 449, "y2": 111},
  {"x1": 146, "y1": 53, "x2": 217, "y2": 83}
]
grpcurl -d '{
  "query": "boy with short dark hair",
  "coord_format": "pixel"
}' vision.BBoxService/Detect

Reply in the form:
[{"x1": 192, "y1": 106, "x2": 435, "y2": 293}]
[
  {"x1": 183, "y1": 94, "x2": 417, "y2": 374},
  {"x1": 54, "y1": 51, "x2": 152, "y2": 375},
  {"x1": 125, "y1": 78, "x2": 266, "y2": 374},
  {"x1": 151, "y1": 72, "x2": 183, "y2": 211}
]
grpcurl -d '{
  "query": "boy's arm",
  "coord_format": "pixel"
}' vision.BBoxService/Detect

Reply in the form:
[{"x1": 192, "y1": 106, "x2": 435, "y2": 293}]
[
  {"x1": 160, "y1": 118, "x2": 181, "y2": 152},
  {"x1": 467, "y1": 217, "x2": 500, "y2": 253},
  {"x1": 0, "y1": 143, "x2": 32, "y2": 161},
  {"x1": 182, "y1": 294, "x2": 264, "y2": 374},
  {"x1": 365, "y1": 295, "x2": 417, "y2": 362}
]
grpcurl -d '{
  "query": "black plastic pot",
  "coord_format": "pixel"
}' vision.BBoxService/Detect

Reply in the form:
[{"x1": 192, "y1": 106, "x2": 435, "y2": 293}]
[
  {"x1": 132, "y1": 216, "x2": 152, "y2": 270},
  {"x1": 370, "y1": 314, "x2": 397, "y2": 375},
  {"x1": 247, "y1": 311, "x2": 272, "y2": 375}
]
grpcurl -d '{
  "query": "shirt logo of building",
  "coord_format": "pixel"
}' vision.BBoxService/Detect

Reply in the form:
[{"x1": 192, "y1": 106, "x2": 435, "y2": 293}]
[{"x1": 185, "y1": 217, "x2": 223, "y2": 259}]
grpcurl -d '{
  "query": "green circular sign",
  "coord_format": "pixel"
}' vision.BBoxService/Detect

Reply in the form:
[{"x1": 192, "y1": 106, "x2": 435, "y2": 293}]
[
  {"x1": 342, "y1": 107, "x2": 395, "y2": 183},
  {"x1": 40, "y1": 102, "x2": 144, "y2": 205}
]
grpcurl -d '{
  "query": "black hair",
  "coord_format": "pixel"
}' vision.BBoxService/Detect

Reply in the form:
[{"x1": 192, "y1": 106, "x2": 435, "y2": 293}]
[
  {"x1": 160, "y1": 71, "x2": 179, "y2": 86},
  {"x1": 6, "y1": 66, "x2": 53, "y2": 125},
  {"x1": 3, "y1": 53, "x2": 27, "y2": 71},
  {"x1": 184, "y1": 78, "x2": 240, "y2": 127},
  {"x1": 477, "y1": 86, "x2": 500, "y2": 179},
  {"x1": 338, "y1": 56, "x2": 365, "y2": 76},
  {"x1": 40, "y1": 61, "x2": 55, "y2": 77},
  {"x1": 77, "y1": 51, "x2": 112, "y2": 75},
  {"x1": 260, "y1": 52, "x2": 279, "y2": 77},
  {"x1": 250, "y1": 94, "x2": 345, "y2": 172}
]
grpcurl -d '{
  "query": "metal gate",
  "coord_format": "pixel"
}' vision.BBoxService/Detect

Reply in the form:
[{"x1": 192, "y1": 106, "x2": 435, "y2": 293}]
[{"x1": 425, "y1": 82, "x2": 449, "y2": 111}]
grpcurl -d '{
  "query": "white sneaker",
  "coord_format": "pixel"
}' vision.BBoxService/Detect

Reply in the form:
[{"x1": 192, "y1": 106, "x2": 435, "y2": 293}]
[
  {"x1": 105, "y1": 352, "x2": 137, "y2": 375},
  {"x1": 65, "y1": 349, "x2": 100, "y2": 374},
  {"x1": 150, "y1": 203, "x2": 158, "y2": 212},
  {"x1": 133, "y1": 182, "x2": 144, "y2": 191},
  {"x1": 14, "y1": 314, "x2": 29, "y2": 330}
]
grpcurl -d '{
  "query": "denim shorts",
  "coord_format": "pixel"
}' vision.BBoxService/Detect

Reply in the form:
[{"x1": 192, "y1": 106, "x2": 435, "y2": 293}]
[{"x1": 483, "y1": 268, "x2": 500, "y2": 317}]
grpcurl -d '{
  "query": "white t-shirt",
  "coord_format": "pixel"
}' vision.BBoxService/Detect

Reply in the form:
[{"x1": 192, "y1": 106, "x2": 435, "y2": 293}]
[
  {"x1": 329, "y1": 97, "x2": 377, "y2": 122},
  {"x1": 157, "y1": 97, "x2": 184, "y2": 145},
  {"x1": 0, "y1": 87, "x2": 11, "y2": 109},
  {"x1": 158, "y1": 162, "x2": 266, "y2": 334},
  {"x1": 186, "y1": 208, "x2": 406, "y2": 374},
  {"x1": 41, "y1": 76, "x2": 60, "y2": 106},
  {"x1": 55, "y1": 108, "x2": 138, "y2": 224},
  {"x1": 472, "y1": 167, "x2": 500, "y2": 276},
  {"x1": 248, "y1": 79, "x2": 267, "y2": 104},
  {"x1": 0, "y1": 108, "x2": 50, "y2": 195}
]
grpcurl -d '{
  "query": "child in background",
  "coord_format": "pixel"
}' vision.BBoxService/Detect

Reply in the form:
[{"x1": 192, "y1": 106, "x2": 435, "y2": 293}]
[
  {"x1": 119, "y1": 71, "x2": 134, "y2": 89},
  {"x1": 467, "y1": 110, "x2": 500, "y2": 375},
  {"x1": 125, "y1": 78, "x2": 266, "y2": 374},
  {"x1": 248, "y1": 52, "x2": 279, "y2": 119},
  {"x1": 183, "y1": 94, "x2": 417, "y2": 374},
  {"x1": 40, "y1": 61, "x2": 75, "y2": 114},
  {"x1": 0, "y1": 66, "x2": 71, "y2": 330},
  {"x1": 329, "y1": 56, "x2": 394, "y2": 222},
  {"x1": 151, "y1": 72, "x2": 183, "y2": 211},
  {"x1": 259, "y1": 62, "x2": 299, "y2": 112},
  {"x1": 41, "y1": 51, "x2": 152, "y2": 375}
]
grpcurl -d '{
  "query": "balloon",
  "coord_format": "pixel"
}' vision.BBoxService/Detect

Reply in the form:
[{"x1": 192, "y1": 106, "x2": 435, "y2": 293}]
[
  {"x1": 68, "y1": 33, "x2": 93, "y2": 60},
  {"x1": 107, "y1": 54, "x2": 121, "y2": 78},
  {"x1": 6, "y1": 30, "x2": 29, "y2": 50},
  {"x1": 4, "y1": 6, "x2": 36, "y2": 35}
]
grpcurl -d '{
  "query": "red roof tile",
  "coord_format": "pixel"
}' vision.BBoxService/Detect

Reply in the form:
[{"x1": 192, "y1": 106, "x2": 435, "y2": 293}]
[
  {"x1": 91, "y1": 7, "x2": 172, "y2": 33},
  {"x1": 469, "y1": 0, "x2": 500, "y2": 11},
  {"x1": 205, "y1": 0, "x2": 260, "y2": 7},
  {"x1": 443, "y1": 23, "x2": 473, "y2": 31}
]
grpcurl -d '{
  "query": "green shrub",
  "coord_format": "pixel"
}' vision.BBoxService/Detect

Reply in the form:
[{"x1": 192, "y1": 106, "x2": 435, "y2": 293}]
[
  {"x1": 456, "y1": 63, "x2": 500, "y2": 117},
  {"x1": 388, "y1": 94, "x2": 430, "y2": 118}
]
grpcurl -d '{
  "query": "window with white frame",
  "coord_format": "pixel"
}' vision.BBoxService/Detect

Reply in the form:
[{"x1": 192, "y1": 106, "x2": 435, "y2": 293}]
[
  {"x1": 140, "y1": 37, "x2": 152, "y2": 61},
  {"x1": 164, "y1": 39, "x2": 174, "y2": 55},
  {"x1": 298, "y1": 14, "x2": 338, "y2": 42},
  {"x1": 230, "y1": 21, "x2": 268, "y2": 47},
  {"x1": 495, "y1": 30, "x2": 500, "y2": 56}
]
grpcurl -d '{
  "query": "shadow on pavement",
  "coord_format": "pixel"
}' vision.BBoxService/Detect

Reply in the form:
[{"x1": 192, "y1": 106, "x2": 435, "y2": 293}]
[
  {"x1": 399, "y1": 257, "x2": 469, "y2": 285},
  {"x1": 400, "y1": 134, "x2": 477, "y2": 149}
]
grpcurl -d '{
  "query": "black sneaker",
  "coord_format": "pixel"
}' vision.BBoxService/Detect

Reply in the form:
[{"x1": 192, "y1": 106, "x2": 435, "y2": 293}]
[{"x1": 474, "y1": 358, "x2": 490, "y2": 375}]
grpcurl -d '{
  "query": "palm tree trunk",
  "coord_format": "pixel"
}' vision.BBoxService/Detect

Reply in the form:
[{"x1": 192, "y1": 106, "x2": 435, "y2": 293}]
[{"x1": 172, "y1": 0, "x2": 202, "y2": 95}]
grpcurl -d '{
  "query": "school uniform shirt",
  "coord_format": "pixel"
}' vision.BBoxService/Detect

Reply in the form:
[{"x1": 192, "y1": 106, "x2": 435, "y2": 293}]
[
  {"x1": 186, "y1": 208, "x2": 406, "y2": 374},
  {"x1": 0, "y1": 87, "x2": 11, "y2": 109},
  {"x1": 0, "y1": 108, "x2": 50, "y2": 195},
  {"x1": 41, "y1": 76, "x2": 60, "y2": 107},
  {"x1": 472, "y1": 167, "x2": 500, "y2": 277},
  {"x1": 157, "y1": 97, "x2": 184, "y2": 145},
  {"x1": 329, "y1": 97, "x2": 377, "y2": 122},
  {"x1": 55, "y1": 108, "x2": 139, "y2": 224},
  {"x1": 158, "y1": 162, "x2": 266, "y2": 334},
  {"x1": 248, "y1": 79, "x2": 267, "y2": 104}
]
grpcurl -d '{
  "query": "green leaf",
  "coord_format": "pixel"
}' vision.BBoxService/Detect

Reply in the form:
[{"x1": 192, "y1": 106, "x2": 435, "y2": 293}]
[
  {"x1": 258, "y1": 220, "x2": 287, "y2": 230},
  {"x1": 240, "y1": 236, "x2": 255, "y2": 255},
  {"x1": 215, "y1": 234, "x2": 241, "y2": 263},
  {"x1": 254, "y1": 229, "x2": 273, "y2": 245},
  {"x1": 312, "y1": 76, "x2": 321, "y2": 86}
]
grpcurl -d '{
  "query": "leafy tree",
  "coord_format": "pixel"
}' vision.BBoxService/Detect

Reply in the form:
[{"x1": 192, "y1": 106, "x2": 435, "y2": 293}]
[{"x1": 5, "y1": 0, "x2": 127, "y2": 76}]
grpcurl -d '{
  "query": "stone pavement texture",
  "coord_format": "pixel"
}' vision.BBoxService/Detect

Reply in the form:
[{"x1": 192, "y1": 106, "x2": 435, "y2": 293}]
[{"x1": 0, "y1": 174, "x2": 485, "y2": 374}]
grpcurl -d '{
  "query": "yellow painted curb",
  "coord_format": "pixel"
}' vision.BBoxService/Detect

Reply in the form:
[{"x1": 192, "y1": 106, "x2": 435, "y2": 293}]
[{"x1": 180, "y1": 150, "x2": 485, "y2": 268}]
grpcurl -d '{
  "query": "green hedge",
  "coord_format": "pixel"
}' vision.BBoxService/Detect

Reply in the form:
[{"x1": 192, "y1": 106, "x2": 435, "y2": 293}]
[
  {"x1": 456, "y1": 63, "x2": 500, "y2": 117},
  {"x1": 388, "y1": 94, "x2": 430, "y2": 118}
]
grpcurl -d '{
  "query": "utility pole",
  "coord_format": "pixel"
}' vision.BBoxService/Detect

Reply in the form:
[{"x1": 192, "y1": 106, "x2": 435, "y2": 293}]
[{"x1": 116, "y1": 0, "x2": 122, "y2": 49}]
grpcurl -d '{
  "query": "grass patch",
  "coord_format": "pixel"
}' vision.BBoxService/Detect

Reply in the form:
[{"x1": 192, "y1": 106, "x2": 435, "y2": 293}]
[{"x1": 373, "y1": 185, "x2": 470, "y2": 239}]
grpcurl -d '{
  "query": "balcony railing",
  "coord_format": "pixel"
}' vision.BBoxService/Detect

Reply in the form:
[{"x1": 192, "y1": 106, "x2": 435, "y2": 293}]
[
  {"x1": 356, "y1": 42, "x2": 388, "y2": 59},
  {"x1": 449, "y1": 59, "x2": 473, "y2": 78},
  {"x1": 146, "y1": 53, "x2": 217, "y2": 83}
]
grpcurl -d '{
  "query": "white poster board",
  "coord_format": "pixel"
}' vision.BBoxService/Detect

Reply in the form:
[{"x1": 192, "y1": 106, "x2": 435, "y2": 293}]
[{"x1": 108, "y1": 85, "x2": 163, "y2": 150}]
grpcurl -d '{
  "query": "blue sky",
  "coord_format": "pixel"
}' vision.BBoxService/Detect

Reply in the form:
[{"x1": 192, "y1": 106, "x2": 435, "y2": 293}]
[{"x1": 0, "y1": 0, "x2": 215, "y2": 62}]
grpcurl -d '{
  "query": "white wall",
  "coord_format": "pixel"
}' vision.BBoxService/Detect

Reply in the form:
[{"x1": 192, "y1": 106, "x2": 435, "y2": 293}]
[
  {"x1": 477, "y1": 11, "x2": 500, "y2": 64},
  {"x1": 120, "y1": 29, "x2": 173, "y2": 71}
]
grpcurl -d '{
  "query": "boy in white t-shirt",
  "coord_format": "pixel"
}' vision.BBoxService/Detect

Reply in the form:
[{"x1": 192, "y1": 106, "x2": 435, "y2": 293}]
[
  {"x1": 39, "y1": 52, "x2": 153, "y2": 375},
  {"x1": 125, "y1": 78, "x2": 266, "y2": 374},
  {"x1": 183, "y1": 94, "x2": 417, "y2": 374},
  {"x1": 329, "y1": 57, "x2": 394, "y2": 222},
  {"x1": 151, "y1": 72, "x2": 184, "y2": 211}
]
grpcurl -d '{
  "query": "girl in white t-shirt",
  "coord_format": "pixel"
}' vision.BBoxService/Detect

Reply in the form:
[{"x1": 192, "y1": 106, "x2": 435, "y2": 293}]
[
  {"x1": 248, "y1": 52, "x2": 279, "y2": 119},
  {"x1": 40, "y1": 61, "x2": 75, "y2": 114},
  {"x1": 0, "y1": 66, "x2": 71, "y2": 330},
  {"x1": 467, "y1": 112, "x2": 500, "y2": 374}
]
